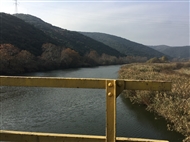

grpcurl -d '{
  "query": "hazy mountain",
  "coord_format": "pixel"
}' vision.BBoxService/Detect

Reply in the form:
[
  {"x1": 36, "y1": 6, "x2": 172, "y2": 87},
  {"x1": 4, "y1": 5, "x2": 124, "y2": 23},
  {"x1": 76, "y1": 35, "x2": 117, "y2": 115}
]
[
  {"x1": 14, "y1": 13, "x2": 123, "y2": 57},
  {"x1": 80, "y1": 32, "x2": 166, "y2": 59},
  {"x1": 149, "y1": 45, "x2": 172, "y2": 52},
  {"x1": 150, "y1": 45, "x2": 190, "y2": 59}
]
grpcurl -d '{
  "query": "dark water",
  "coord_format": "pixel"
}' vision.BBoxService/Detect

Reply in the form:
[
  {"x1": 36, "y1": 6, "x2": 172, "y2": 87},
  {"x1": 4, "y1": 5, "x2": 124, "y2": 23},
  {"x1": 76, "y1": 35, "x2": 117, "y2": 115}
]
[{"x1": 0, "y1": 65, "x2": 184, "y2": 142}]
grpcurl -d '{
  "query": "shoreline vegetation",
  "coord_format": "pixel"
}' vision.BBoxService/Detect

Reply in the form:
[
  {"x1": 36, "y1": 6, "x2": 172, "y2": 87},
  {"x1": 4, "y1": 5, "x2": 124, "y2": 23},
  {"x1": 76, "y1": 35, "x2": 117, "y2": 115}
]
[
  {"x1": 0, "y1": 43, "x2": 148, "y2": 75},
  {"x1": 118, "y1": 62, "x2": 190, "y2": 142}
]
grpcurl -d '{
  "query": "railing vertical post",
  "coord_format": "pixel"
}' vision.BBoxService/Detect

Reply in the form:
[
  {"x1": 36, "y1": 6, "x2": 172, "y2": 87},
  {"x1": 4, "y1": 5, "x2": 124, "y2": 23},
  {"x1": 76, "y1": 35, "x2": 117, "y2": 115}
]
[{"x1": 106, "y1": 80, "x2": 116, "y2": 142}]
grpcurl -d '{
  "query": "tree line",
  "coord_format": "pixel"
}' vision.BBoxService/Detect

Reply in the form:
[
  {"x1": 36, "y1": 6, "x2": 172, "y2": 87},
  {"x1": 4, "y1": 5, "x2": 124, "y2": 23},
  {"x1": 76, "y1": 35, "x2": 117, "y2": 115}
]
[{"x1": 0, "y1": 43, "x2": 147, "y2": 75}]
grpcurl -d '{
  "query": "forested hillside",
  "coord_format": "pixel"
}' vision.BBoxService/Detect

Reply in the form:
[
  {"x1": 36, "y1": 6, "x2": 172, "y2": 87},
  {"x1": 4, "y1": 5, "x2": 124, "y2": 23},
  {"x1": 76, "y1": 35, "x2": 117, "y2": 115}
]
[
  {"x1": 14, "y1": 14, "x2": 123, "y2": 57},
  {"x1": 0, "y1": 13, "x2": 58, "y2": 56},
  {"x1": 1, "y1": 13, "x2": 147, "y2": 75},
  {"x1": 81, "y1": 32, "x2": 166, "y2": 59}
]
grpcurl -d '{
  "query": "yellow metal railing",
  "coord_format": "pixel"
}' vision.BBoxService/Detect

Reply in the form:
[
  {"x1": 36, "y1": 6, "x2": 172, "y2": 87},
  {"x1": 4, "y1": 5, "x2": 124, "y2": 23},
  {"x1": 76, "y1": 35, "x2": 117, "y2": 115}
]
[{"x1": 0, "y1": 76, "x2": 171, "y2": 142}]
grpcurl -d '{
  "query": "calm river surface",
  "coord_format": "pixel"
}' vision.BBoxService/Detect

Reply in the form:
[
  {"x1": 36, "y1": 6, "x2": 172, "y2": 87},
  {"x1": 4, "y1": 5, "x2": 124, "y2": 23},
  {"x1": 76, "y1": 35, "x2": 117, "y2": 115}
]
[{"x1": 0, "y1": 65, "x2": 184, "y2": 142}]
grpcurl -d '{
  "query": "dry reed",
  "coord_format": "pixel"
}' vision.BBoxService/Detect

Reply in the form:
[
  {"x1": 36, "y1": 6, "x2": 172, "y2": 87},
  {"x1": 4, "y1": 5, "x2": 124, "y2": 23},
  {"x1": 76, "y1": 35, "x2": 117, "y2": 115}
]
[{"x1": 119, "y1": 62, "x2": 190, "y2": 142}]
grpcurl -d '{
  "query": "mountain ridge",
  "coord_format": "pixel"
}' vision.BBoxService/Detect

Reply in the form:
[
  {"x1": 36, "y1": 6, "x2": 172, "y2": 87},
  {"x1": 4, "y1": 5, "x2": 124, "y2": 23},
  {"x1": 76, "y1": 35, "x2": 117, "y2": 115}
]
[
  {"x1": 0, "y1": 12, "x2": 170, "y2": 75},
  {"x1": 1, "y1": 13, "x2": 131, "y2": 75},
  {"x1": 14, "y1": 13, "x2": 167, "y2": 59},
  {"x1": 80, "y1": 32, "x2": 167, "y2": 59},
  {"x1": 150, "y1": 45, "x2": 190, "y2": 59},
  {"x1": 14, "y1": 13, "x2": 123, "y2": 57},
  {"x1": 0, "y1": 12, "x2": 58, "y2": 56}
]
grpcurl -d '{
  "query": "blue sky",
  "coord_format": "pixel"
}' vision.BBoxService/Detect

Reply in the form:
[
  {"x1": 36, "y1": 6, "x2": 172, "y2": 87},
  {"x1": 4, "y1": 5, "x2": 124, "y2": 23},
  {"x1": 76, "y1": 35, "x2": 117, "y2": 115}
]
[{"x1": 0, "y1": 0, "x2": 189, "y2": 46}]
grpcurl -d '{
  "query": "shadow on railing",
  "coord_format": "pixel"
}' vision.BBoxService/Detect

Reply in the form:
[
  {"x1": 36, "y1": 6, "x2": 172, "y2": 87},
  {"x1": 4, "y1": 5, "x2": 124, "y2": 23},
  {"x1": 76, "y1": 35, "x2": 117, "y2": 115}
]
[{"x1": 0, "y1": 76, "x2": 171, "y2": 142}]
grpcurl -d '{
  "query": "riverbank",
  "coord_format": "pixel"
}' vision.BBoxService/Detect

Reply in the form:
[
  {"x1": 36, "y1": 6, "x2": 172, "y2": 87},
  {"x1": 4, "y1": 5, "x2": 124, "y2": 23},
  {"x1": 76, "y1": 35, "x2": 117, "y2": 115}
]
[
  {"x1": 118, "y1": 62, "x2": 190, "y2": 142},
  {"x1": 0, "y1": 44, "x2": 148, "y2": 75}
]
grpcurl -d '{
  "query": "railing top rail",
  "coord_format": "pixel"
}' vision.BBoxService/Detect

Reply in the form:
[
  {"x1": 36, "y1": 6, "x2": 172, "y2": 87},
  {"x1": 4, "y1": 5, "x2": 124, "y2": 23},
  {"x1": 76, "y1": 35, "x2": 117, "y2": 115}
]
[{"x1": 0, "y1": 76, "x2": 171, "y2": 91}]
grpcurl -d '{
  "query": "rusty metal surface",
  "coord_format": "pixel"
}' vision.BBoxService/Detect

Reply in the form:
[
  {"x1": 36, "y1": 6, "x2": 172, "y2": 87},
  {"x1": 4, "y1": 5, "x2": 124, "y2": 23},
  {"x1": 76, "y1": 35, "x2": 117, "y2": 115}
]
[
  {"x1": 0, "y1": 76, "x2": 105, "y2": 89},
  {"x1": 106, "y1": 80, "x2": 117, "y2": 142},
  {"x1": 124, "y1": 80, "x2": 171, "y2": 91},
  {"x1": 0, "y1": 76, "x2": 171, "y2": 91}
]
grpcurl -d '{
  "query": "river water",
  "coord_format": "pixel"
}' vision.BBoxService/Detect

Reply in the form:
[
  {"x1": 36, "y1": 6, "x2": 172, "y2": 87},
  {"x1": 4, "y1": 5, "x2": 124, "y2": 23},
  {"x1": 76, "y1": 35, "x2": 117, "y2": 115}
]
[{"x1": 0, "y1": 65, "x2": 184, "y2": 142}]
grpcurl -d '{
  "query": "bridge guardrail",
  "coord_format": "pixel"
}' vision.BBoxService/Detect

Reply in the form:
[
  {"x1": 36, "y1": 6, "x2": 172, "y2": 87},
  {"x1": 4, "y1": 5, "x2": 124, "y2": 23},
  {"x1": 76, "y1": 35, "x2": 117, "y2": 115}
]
[{"x1": 0, "y1": 76, "x2": 171, "y2": 142}]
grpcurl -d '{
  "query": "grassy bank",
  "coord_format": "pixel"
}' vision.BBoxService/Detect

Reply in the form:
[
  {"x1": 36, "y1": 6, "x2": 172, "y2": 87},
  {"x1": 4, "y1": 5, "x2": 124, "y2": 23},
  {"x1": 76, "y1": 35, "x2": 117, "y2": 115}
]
[{"x1": 119, "y1": 62, "x2": 190, "y2": 142}]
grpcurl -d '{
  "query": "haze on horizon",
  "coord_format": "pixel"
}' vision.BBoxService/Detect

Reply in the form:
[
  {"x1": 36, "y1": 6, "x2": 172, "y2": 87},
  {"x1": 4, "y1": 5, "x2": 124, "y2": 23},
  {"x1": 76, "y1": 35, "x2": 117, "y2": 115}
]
[{"x1": 0, "y1": 0, "x2": 189, "y2": 46}]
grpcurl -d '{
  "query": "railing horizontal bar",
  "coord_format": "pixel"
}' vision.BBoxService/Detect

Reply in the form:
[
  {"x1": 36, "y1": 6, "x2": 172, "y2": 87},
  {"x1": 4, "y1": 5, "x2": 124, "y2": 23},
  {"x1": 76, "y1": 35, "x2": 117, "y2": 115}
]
[
  {"x1": 124, "y1": 80, "x2": 171, "y2": 91},
  {"x1": 0, "y1": 76, "x2": 171, "y2": 91},
  {"x1": 0, "y1": 130, "x2": 169, "y2": 142},
  {"x1": 0, "y1": 76, "x2": 106, "y2": 89}
]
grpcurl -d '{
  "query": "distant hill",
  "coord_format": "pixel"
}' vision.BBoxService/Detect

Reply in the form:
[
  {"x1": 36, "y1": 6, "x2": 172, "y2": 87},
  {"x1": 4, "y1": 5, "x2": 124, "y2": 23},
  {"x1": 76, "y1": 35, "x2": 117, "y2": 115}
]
[
  {"x1": 1, "y1": 13, "x2": 171, "y2": 75},
  {"x1": 14, "y1": 14, "x2": 123, "y2": 57},
  {"x1": 149, "y1": 45, "x2": 172, "y2": 52},
  {"x1": 0, "y1": 12, "x2": 58, "y2": 56},
  {"x1": 80, "y1": 32, "x2": 166, "y2": 59},
  {"x1": 150, "y1": 45, "x2": 190, "y2": 59},
  {"x1": 1, "y1": 13, "x2": 129, "y2": 75}
]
